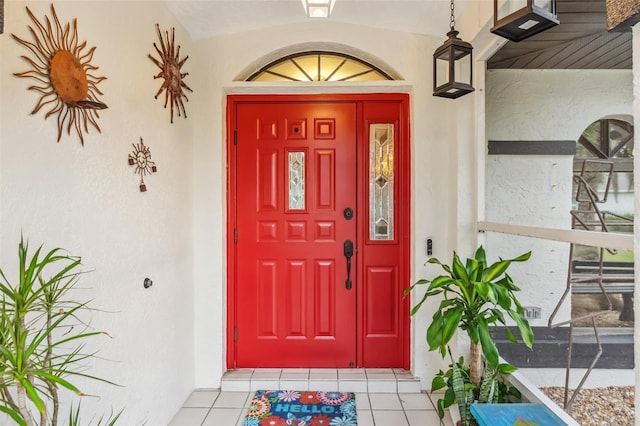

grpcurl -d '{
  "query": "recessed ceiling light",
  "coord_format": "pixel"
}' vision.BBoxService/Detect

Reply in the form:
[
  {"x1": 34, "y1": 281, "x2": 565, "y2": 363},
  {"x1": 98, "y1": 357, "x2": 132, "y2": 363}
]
[{"x1": 301, "y1": 0, "x2": 336, "y2": 18}]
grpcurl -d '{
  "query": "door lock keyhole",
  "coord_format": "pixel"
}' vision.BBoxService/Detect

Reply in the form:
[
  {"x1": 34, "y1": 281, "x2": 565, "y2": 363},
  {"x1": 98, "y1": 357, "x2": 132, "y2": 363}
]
[{"x1": 343, "y1": 207, "x2": 354, "y2": 220}]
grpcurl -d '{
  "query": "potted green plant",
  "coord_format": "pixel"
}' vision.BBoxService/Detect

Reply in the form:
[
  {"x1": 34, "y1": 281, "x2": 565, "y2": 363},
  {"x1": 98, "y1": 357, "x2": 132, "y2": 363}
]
[
  {"x1": 405, "y1": 246, "x2": 534, "y2": 425},
  {"x1": 431, "y1": 351, "x2": 523, "y2": 425},
  {"x1": 0, "y1": 237, "x2": 121, "y2": 426}
]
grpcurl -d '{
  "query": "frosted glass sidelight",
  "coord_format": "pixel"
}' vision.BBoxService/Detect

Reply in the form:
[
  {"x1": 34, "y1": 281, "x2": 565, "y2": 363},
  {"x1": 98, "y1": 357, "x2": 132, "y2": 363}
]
[
  {"x1": 369, "y1": 124, "x2": 394, "y2": 240},
  {"x1": 288, "y1": 152, "x2": 305, "y2": 210}
]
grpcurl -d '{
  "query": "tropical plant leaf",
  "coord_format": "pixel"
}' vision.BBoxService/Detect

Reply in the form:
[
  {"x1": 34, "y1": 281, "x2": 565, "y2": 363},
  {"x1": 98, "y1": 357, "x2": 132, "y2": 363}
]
[
  {"x1": 438, "y1": 298, "x2": 458, "y2": 309},
  {"x1": 486, "y1": 307, "x2": 506, "y2": 324},
  {"x1": 69, "y1": 403, "x2": 124, "y2": 426},
  {"x1": 512, "y1": 251, "x2": 532, "y2": 262},
  {"x1": 48, "y1": 330, "x2": 107, "y2": 352},
  {"x1": 69, "y1": 402, "x2": 81, "y2": 425},
  {"x1": 403, "y1": 279, "x2": 429, "y2": 296},
  {"x1": 478, "y1": 364, "x2": 497, "y2": 403},
  {"x1": 451, "y1": 253, "x2": 468, "y2": 281},
  {"x1": 436, "y1": 398, "x2": 446, "y2": 420},
  {"x1": 508, "y1": 285, "x2": 525, "y2": 312},
  {"x1": 409, "y1": 291, "x2": 430, "y2": 316},
  {"x1": 0, "y1": 237, "x2": 121, "y2": 425},
  {"x1": 0, "y1": 405, "x2": 27, "y2": 426},
  {"x1": 507, "y1": 385, "x2": 522, "y2": 401},
  {"x1": 467, "y1": 323, "x2": 479, "y2": 343},
  {"x1": 443, "y1": 386, "x2": 455, "y2": 406},
  {"x1": 478, "y1": 317, "x2": 499, "y2": 368},
  {"x1": 426, "y1": 312, "x2": 445, "y2": 353},
  {"x1": 427, "y1": 257, "x2": 454, "y2": 277},
  {"x1": 482, "y1": 259, "x2": 511, "y2": 282},
  {"x1": 466, "y1": 257, "x2": 480, "y2": 281},
  {"x1": 36, "y1": 371, "x2": 83, "y2": 394},
  {"x1": 440, "y1": 307, "x2": 464, "y2": 349},
  {"x1": 496, "y1": 275, "x2": 520, "y2": 292},
  {"x1": 23, "y1": 303, "x2": 87, "y2": 359},
  {"x1": 461, "y1": 389, "x2": 474, "y2": 425},
  {"x1": 47, "y1": 369, "x2": 121, "y2": 388},
  {"x1": 475, "y1": 281, "x2": 496, "y2": 303},
  {"x1": 508, "y1": 310, "x2": 534, "y2": 349},
  {"x1": 451, "y1": 360, "x2": 468, "y2": 410},
  {"x1": 493, "y1": 285, "x2": 512, "y2": 310},
  {"x1": 20, "y1": 377, "x2": 47, "y2": 415},
  {"x1": 428, "y1": 275, "x2": 456, "y2": 292},
  {"x1": 504, "y1": 326, "x2": 518, "y2": 344},
  {"x1": 101, "y1": 408, "x2": 124, "y2": 426},
  {"x1": 474, "y1": 246, "x2": 487, "y2": 264},
  {"x1": 497, "y1": 362, "x2": 517, "y2": 375},
  {"x1": 431, "y1": 375, "x2": 447, "y2": 392},
  {"x1": 482, "y1": 251, "x2": 530, "y2": 282},
  {"x1": 409, "y1": 282, "x2": 453, "y2": 316}
]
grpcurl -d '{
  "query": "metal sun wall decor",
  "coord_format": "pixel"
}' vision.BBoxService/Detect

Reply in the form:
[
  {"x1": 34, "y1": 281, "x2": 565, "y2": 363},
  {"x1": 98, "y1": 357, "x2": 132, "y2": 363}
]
[
  {"x1": 128, "y1": 138, "x2": 157, "y2": 192},
  {"x1": 11, "y1": 4, "x2": 108, "y2": 145},
  {"x1": 148, "y1": 24, "x2": 193, "y2": 124}
]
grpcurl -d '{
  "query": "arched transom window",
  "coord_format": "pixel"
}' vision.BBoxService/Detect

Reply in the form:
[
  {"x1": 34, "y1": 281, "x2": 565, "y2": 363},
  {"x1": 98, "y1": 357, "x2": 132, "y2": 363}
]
[{"x1": 246, "y1": 51, "x2": 395, "y2": 82}]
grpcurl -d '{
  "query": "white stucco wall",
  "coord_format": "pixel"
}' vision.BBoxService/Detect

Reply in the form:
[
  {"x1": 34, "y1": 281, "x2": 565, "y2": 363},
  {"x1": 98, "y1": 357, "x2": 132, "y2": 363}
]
[
  {"x1": 0, "y1": 1, "x2": 498, "y2": 420},
  {"x1": 0, "y1": 2, "x2": 198, "y2": 424},
  {"x1": 485, "y1": 69, "x2": 633, "y2": 326},
  {"x1": 487, "y1": 70, "x2": 633, "y2": 141}
]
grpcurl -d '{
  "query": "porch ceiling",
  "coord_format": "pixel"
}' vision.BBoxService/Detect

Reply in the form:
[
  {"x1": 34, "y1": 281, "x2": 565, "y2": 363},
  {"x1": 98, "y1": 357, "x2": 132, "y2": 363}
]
[
  {"x1": 165, "y1": 0, "x2": 631, "y2": 71},
  {"x1": 163, "y1": 0, "x2": 475, "y2": 41},
  {"x1": 488, "y1": 0, "x2": 632, "y2": 70}
]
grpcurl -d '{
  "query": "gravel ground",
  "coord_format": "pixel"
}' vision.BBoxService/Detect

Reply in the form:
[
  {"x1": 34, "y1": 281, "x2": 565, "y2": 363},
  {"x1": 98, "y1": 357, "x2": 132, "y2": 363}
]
[{"x1": 540, "y1": 386, "x2": 634, "y2": 426}]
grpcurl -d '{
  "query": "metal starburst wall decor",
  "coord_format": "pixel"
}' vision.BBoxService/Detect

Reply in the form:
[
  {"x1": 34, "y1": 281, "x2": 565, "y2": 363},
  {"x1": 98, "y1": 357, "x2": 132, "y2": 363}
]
[
  {"x1": 148, "y1": 24, "x2": 193, "y2": 124},
  {"x1": 12, "y1": 4, "x2": 108, "y2": 145},
  {"x1": 128, "y1": 138, "x2": 157, "y2": 192}
]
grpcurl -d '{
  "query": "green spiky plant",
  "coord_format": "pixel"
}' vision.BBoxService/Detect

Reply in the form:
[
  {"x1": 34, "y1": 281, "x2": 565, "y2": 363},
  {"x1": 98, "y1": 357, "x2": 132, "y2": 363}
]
[
  {"x1": 0, "y1": 237, "x2": 120, "y2": 425},
  {"x1": 405, "y1": 246, "x2": 534, "y2": 425},
  {"x1": 431, "y1": 351, "x2": 522, "y2": 425}
]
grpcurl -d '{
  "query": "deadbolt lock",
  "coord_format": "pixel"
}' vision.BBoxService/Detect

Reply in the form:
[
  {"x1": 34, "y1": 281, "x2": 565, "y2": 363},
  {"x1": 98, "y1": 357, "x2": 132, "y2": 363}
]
[{"x1": 343, "y1": 207, "x2": 354, "y2": 220}]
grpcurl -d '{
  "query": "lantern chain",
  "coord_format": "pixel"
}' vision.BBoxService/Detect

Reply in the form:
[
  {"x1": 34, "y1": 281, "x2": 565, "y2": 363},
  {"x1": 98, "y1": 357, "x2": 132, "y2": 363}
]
[{"x1": 450, "y1": 0, "x2": 456, "y2": 30}]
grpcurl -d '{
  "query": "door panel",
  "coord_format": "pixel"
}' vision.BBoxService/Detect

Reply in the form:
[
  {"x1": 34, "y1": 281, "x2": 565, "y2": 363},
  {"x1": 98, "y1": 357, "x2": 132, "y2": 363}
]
[
  {"x1": 235, "y1": 102, "x2": 357, "y2": 367},
  {"x1": 228, "y1": 94, "x2": 410, "y2": 369},
  {"x1": 358, "y1": 102, "x2": 409, "y2": 367}
]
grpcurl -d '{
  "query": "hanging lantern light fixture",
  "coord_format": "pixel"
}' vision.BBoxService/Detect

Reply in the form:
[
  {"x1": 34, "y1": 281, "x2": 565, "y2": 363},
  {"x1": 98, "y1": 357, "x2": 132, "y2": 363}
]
[
  {"x1": 491, "y1": 0, "x2": 558, "y2": 42},
  {"x1": 433, "y1": 0, "x2": 474, "y2": 99}
]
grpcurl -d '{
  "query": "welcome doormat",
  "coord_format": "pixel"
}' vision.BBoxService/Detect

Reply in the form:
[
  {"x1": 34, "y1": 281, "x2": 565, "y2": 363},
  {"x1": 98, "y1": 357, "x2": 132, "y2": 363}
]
[{"x1": 242, "y1": 390, "x2": 357, "y2": 426}]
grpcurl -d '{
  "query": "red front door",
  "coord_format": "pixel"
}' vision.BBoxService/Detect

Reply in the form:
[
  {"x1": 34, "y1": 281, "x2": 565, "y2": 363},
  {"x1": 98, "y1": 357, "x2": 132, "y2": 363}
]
[
  {"x1": 228, "y1": 94, "x2": 410, "y2": 369},
  {"x1": 235, "y1": 101, "x2": 357, "y2": 367}
]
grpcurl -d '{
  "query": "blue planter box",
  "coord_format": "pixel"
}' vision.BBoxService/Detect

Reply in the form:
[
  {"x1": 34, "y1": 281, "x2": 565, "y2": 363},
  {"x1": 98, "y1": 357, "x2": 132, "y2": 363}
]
[{"x1": 470, "y1": 403, "x2": 566, "y2": 426}]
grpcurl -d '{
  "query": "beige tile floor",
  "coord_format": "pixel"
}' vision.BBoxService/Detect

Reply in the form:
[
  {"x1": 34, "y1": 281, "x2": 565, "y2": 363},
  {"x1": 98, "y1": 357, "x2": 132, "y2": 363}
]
[
  {"x1": 169, "y1": 369, "x2": 453, "y2": 426},
  {"x1": 169, "y1": 390, "x2": 449, "y2": 426}
]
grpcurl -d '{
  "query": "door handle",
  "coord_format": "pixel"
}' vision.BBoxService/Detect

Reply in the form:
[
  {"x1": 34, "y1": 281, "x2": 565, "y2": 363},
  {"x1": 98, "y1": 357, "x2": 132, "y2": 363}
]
[{"x1": 344, "y1": 240, "x2": 354, "y2": 290}]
